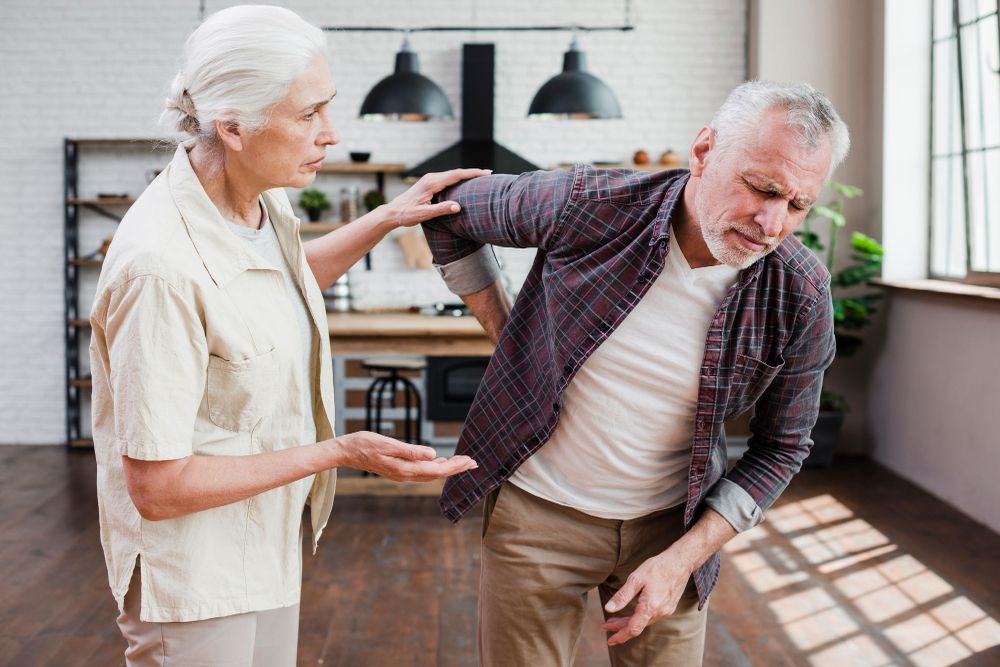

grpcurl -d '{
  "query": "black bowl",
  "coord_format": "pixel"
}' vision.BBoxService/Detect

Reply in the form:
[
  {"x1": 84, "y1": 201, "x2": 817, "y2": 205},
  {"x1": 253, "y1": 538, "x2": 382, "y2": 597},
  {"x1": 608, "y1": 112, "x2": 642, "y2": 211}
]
[{"x1": 349, "y1": 151, "x2": 371, "y2": 163}]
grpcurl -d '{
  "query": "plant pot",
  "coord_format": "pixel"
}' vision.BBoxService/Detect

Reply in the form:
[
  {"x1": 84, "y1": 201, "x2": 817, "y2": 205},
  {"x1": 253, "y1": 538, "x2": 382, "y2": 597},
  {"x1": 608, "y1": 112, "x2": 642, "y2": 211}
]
[
  {"x1": 306, "y1": 209, "x2": 323, "y2": 222},
  {"x1": 803, "y1": 410, "x2": 844, "y2": 468}
]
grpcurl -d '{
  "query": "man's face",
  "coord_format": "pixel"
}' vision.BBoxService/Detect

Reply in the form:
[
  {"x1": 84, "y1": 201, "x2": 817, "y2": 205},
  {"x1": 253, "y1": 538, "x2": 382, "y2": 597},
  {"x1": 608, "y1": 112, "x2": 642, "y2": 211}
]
[{"x1": 691, "y1": 108, "x2": 832, "y2": 269}]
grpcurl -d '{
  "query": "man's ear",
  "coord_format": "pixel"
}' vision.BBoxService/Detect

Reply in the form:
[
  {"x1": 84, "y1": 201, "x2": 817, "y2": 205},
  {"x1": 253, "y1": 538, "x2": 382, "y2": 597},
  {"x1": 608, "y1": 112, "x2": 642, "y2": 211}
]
[
  {"x1": 688, "y1": 126, "x2": 716, "y2": 177},
  {"x1": 214, "y1": 118, "x2": 244, "y2": 152}
]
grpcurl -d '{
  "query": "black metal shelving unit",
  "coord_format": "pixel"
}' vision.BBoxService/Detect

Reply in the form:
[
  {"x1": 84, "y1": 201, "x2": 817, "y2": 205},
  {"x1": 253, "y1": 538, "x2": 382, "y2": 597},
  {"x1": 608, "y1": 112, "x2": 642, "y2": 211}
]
[{"x1": 63, "y1": 138, "x2": 159, "y2": 448}]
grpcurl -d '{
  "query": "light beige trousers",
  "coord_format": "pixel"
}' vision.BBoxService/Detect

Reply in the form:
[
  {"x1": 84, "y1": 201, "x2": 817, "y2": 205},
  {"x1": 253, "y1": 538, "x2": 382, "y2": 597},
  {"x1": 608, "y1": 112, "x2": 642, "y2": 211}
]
[
  {"x1": 479, "y1": 482, "x2": 708, "y2": 667},
  {"x1": 115, "y1": 565, "x2": 300, "y2": 667}
]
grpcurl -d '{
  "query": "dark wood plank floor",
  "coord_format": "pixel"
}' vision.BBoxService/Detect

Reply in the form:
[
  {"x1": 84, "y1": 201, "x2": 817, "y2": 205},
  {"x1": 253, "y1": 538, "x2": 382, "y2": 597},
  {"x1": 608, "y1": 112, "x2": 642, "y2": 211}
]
[{"x1": 1, "y1": 447, "x2": 998, "y2": 666}]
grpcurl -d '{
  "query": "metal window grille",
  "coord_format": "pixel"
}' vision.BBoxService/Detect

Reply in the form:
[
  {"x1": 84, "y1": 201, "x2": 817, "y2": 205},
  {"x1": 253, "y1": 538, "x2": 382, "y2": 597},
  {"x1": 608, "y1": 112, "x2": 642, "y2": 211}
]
[{"x1": 929, "y1": 0, "x2": 1000, "y2": 284}]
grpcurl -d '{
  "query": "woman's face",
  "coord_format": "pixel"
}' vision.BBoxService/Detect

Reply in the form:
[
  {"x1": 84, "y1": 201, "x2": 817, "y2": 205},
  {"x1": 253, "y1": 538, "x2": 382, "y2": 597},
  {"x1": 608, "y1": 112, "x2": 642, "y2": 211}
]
[{"x1": 239, "y1": 56, "x2": 340, "y2": 190}]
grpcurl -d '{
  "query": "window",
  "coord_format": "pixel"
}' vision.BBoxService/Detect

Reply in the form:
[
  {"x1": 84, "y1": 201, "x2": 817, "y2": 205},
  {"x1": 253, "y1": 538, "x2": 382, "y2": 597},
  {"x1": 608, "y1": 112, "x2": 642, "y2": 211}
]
[{"x1": 930, "y1": 0, "x2": 1000, "y2": 284}]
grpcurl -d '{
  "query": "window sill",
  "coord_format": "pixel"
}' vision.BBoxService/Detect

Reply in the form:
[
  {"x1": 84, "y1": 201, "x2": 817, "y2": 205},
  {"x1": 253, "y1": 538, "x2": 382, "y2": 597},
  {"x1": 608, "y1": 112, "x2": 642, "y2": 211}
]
[{"x1": 872, "y1": 278, "x2": 1000, "y2": 304}]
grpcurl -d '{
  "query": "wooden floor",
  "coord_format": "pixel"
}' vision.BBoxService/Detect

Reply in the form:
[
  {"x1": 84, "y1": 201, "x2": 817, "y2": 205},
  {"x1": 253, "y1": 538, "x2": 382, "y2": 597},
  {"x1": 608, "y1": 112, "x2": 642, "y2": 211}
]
[{"x1": 1, "y1": 447, "x2": 999, "y2": 666}]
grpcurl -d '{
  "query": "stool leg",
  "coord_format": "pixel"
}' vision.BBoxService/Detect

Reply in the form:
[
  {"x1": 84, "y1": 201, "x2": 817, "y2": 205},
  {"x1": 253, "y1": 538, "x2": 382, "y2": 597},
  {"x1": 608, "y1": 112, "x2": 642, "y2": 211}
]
[
  {"x1": 397, "y1": 376, "x2": 422, "y2": 445},
  {"x1": 365, "y1": 375, "x2": 379, "y2": 433},
  {"x1": 403, "y1": 377, "x2": 413, "y2": 443}
]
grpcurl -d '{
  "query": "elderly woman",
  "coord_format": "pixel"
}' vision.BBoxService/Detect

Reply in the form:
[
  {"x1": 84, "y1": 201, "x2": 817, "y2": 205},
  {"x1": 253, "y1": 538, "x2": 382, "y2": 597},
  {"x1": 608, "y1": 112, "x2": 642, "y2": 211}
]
[{"x1": 89, "y1": 5, "x2": 482, "y2": 665}]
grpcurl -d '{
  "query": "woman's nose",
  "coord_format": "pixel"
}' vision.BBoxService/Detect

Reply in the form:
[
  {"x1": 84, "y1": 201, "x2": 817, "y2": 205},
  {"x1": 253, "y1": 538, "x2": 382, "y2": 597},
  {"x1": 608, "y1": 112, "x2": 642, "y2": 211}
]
[{"x1": 319, "y1": 114, "x2": 339, "y2": 147}]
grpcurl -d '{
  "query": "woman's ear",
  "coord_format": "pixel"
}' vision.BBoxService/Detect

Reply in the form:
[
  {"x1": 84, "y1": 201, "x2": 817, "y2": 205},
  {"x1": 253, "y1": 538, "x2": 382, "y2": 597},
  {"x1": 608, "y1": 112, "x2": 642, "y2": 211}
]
[
  {"x1": 214, "y1": 118, "x2": 244, "y2": 152},
  {"x1": 688, "y1": 126, "x2": 716, "y2": 177}
]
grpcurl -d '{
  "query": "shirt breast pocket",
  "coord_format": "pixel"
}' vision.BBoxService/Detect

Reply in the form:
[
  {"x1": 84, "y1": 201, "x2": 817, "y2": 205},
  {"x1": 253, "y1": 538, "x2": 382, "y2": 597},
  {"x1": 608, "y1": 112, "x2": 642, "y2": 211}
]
[
  {"x1": 206, "y1": 347, "x2": 278, "y2": 432},
  {"x1": 729, "y1": 353, "x2": 785, "y2": 414}
]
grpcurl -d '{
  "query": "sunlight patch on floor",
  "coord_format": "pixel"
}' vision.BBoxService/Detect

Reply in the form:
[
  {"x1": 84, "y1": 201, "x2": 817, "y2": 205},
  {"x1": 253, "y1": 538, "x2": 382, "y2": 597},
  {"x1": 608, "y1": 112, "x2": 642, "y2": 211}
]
[{"x1": 724, "y1": 494, "x2": 1000, "y2": 667}]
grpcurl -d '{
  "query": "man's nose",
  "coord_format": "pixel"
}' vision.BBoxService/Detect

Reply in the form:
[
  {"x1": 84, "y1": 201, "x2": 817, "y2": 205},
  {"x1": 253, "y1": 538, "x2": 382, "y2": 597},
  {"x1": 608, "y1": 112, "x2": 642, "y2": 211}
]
[{"x1": 754, "y1": 199, "x2": 786, "y2": 238}]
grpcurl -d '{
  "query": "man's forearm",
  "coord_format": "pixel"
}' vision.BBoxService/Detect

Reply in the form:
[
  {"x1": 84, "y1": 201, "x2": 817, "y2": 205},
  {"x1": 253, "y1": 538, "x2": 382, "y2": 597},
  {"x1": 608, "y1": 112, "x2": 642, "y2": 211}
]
[
  {"x1": 667, "y1": 507, "x2": 737, "y2": 572},
  {"x1": 461, "y1": 278, "x2": 512, "y2": 344}
]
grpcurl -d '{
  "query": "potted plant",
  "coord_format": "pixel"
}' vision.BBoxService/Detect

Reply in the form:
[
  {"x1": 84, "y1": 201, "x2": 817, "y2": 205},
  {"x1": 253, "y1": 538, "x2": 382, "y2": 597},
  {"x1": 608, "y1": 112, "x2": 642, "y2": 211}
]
[
  {"x1": 363, "y1": 188, "x2": 386, "y2": 212},
  {"x1": 794, "y1": 182, "x2": 883, "y2": 466},
  {"x1": 298, "y1": 188, "x2": 330, "y2": 222}
]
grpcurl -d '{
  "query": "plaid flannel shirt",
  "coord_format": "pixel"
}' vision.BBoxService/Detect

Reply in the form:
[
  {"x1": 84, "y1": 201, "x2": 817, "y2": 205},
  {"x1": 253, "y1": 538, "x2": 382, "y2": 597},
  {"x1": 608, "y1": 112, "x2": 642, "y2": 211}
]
[{"x1": 422, "y1": 165, "x2": 835, "y2": 606}]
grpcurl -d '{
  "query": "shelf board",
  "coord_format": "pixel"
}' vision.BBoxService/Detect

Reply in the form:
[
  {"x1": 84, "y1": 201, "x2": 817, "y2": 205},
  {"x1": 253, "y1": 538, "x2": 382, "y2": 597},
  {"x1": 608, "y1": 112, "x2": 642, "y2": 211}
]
[
  {"x1": 69, "y1": 438, "x2": 94, "y2": 448},
  {"x1": 69, "y1": 377, "x2": 92, "y2": 388},
  {"x1": 300, "y1": 222, "x2": 346, "y2": 234},
  {"x1": 68, "y1": 258, "x2": 103, "y2": 267},
  {"x1": 68, "y1": 137, "x2": 168, "y2": 145},
  {"x1": 69, "y1": 319, "x2": 91, "y2": 328},
  {"x1": 318, "y1": 162, "x2": 407, "y2": 174},
  {"x1": 67, "y1": 197, "x2": 136, "y2": 206}
]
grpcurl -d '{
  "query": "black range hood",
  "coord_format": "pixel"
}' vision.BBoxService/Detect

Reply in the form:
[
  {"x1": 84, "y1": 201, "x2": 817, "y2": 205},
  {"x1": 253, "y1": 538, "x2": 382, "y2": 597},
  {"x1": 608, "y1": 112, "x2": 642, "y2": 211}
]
[{"x1": 405, "y1": 43, "x2": 540, "y2": 178}]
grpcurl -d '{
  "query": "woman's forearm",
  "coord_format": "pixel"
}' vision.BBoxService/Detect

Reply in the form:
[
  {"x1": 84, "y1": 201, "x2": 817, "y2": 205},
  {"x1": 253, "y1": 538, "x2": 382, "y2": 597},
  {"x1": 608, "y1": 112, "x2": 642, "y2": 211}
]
[
  {"x1": 303, "y1": 206, "x2": 397, "y2": 290},
  {"x1": 123, "y1": 432, "x2": 475, "y2": 521},
  {"x1": 123, "y1": 440, "x2": 342, "y2": 521}
]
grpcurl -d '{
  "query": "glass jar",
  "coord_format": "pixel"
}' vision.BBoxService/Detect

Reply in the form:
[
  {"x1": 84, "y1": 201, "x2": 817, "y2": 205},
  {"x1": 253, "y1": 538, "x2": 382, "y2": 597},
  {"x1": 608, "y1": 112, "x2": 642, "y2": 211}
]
[{"x1": 339, "y1": 186, "x2": 360, "y2": 223}]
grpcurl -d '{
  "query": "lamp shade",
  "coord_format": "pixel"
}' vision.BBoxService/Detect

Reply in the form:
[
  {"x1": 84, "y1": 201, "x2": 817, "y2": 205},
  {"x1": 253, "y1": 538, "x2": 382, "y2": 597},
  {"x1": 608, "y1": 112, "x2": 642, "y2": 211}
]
[
  {"x1": 528, "y1": 39, "x2": 622, "y2": 119},
  {"x1": 360, "y1": 44, "x2": 453, "y2": 121}
]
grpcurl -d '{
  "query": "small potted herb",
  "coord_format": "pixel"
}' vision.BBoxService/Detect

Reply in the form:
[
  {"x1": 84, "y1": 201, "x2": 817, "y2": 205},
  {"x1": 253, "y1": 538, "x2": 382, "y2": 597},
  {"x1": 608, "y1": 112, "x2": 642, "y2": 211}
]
[
  {"x1": 363, "y1": 189, "x2": 387, "y2": 212},
  {"x1": 298, "y1": 188, "x2": 330, "y2": 222}
]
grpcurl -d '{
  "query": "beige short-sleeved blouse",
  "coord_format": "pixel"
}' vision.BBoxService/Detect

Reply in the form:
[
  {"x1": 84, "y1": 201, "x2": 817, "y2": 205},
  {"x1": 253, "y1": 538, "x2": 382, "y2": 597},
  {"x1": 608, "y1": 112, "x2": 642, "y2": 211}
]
[{"x1": 89, "y1": 144, "x2": 337, "y2": 623}]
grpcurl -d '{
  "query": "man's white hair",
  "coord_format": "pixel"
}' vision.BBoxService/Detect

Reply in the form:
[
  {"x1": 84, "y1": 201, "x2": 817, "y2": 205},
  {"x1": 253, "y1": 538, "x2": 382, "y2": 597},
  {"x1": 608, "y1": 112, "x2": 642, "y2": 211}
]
[
  {"x1": 710, "y1": 80, "x2": 850, "y2": 178},
  {"x1": 159, "y1": 5, "x2": 327, "y2": 144}
]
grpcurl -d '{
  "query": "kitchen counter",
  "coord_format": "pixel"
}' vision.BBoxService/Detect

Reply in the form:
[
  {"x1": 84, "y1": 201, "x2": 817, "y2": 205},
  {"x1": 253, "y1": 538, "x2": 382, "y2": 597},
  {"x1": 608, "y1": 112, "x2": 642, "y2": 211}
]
[{"x1": 327, "y1": 312, "x2": 494, "y2": 356}]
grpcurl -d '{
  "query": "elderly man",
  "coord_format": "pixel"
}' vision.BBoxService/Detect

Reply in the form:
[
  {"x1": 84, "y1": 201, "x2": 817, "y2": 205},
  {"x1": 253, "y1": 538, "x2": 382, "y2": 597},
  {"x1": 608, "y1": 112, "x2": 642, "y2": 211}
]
[{"x1": 422, "y1": 80, "x2": 849, "y2": 666}]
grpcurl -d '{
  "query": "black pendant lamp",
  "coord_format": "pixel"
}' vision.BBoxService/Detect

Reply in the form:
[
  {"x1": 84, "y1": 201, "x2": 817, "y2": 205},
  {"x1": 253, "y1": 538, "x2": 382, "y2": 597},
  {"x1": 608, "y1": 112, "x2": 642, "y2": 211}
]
[
  {"x1": 528, "y1": 35, "x2": 622, "y2": 120},
  {"x1": 360, "y1": 35, "x2": 454, "y2": 121}
]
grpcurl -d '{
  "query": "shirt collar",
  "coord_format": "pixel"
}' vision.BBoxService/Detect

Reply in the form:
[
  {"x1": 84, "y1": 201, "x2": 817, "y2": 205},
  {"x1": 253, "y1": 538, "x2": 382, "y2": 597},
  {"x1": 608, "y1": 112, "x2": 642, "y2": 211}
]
[{"x1": 167, "y1": 143, "x2": 297, "y2": 287}]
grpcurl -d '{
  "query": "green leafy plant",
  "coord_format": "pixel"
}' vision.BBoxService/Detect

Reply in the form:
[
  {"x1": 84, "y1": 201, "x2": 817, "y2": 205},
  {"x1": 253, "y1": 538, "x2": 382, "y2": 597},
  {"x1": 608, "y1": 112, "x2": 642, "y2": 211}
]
[
  {"x1": 363, "y1": 189, "x2": 387, "y2": 212},
  {"x1": 298, "y1": 188, "x2": 330, "y2": 221},
  {"x1": 794, "y1": 181, "x2": 883, "y2": 412}
]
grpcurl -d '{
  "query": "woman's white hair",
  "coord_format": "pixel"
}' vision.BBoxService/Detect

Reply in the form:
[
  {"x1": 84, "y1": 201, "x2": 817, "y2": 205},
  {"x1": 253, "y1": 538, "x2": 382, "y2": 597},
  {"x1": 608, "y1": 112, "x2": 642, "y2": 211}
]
[
  {"x1": 160, "y1": 5, "x2": 327, "y2": 144},
  {"x1": 710, "y1": 80, "x2": 850, "y2": 177}
]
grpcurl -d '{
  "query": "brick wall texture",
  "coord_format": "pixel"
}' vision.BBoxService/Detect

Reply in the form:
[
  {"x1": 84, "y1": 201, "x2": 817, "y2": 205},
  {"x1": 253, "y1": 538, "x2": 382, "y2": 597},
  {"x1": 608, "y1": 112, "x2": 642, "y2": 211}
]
[{"x1": 0, "y1": 0, "x2": 745, "y2": 444}]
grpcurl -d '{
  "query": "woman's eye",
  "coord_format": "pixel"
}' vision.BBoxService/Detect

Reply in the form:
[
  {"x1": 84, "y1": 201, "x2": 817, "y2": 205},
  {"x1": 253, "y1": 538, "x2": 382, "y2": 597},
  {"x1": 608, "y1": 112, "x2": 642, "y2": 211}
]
[{"x1": 303, "y1": 112, "x2": 316, "y2": 120}]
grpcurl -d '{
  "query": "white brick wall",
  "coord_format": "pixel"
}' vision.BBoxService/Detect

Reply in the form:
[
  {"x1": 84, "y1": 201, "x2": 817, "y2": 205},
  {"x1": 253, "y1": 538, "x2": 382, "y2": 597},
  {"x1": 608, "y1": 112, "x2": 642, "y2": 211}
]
[{"x1": 0, "y1": 0, "x2": 745, "y2": 444}]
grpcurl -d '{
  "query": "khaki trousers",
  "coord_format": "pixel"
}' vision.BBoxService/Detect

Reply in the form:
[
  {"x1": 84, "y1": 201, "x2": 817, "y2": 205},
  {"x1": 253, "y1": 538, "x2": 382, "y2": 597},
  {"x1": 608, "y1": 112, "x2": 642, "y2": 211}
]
[
  {"x1": 479, "y1": 482, "x2": 707, "y2": 667},
  {"x1": 116, "y1": 565, "x2": 300, "y2": 667}
]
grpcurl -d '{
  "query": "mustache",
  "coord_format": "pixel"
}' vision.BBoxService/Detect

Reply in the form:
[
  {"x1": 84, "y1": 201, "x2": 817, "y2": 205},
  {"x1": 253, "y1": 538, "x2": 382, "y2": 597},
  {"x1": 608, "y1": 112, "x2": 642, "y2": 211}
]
[{"x1": 728, "y1": 224, "x2": 777, "y2": 246}]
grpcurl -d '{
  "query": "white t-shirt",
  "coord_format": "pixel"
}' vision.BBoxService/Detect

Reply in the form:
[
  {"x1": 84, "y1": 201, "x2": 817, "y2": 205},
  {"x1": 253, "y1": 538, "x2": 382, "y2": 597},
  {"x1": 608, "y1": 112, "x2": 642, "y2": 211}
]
[
  {"x1": 509, "y1": 232, "x2": 739, "y2": 519},
  {"x1": 226, "y1": 202, "x2": 318, "y2": 450}
]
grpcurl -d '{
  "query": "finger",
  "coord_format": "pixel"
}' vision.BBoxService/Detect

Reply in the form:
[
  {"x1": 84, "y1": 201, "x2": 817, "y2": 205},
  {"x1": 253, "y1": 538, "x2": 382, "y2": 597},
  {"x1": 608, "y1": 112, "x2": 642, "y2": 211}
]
[
  {"x1": 424, "y1": 168, "x2": 492, "y2": 191},
  {"x1": 399, "y1": 456, "x2": 478, "y2": 481},
  {"x1": 414, "y1": 201, "x2": 463, "y2": 222},
  {"x1": 600, "y1": 616, "x2": 630, "y2": 632},
  {"x1": 378, "y1": 438, "x2": 438, "y2": 461},
  {"x1": 605, "y1": 577, "x2": 641, "y2": 613},
  {"x1": 627, "y1": 600, "x2": 653, "y2": 637}
]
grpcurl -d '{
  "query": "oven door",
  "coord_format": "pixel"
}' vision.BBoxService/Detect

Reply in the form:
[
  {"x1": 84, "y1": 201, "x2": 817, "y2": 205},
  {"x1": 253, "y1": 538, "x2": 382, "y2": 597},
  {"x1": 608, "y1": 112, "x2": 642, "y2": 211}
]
[{"x1": 425, "y1": 356, "x2": 490, "y2": 422}]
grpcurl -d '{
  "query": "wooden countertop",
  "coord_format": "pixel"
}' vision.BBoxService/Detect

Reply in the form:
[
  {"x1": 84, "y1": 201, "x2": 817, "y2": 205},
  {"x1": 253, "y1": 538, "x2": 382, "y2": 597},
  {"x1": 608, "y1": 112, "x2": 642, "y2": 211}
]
[{"x1": 327, "y1": 312, "x2": 493, "y2": 356}]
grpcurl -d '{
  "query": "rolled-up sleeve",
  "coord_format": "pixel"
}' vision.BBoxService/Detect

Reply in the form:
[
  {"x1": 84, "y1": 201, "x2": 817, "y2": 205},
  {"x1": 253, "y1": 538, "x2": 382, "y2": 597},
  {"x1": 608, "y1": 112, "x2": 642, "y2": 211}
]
[
  {"x1": 434, "y1": 245, "x2": 502, "y2": 296},
  {"x1": 704, "y1": 478, "x2": 765, "y2": 532},
  {"x1": 102, "y1": 275, "x2": 208, "y2": 461}
]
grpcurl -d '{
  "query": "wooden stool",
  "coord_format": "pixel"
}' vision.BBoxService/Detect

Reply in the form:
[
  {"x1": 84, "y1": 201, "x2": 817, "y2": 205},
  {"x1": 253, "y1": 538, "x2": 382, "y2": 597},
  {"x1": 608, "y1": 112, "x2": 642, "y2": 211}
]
[{"x1": 362, "y1": 357, "x2": 426, "y2": 445}]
